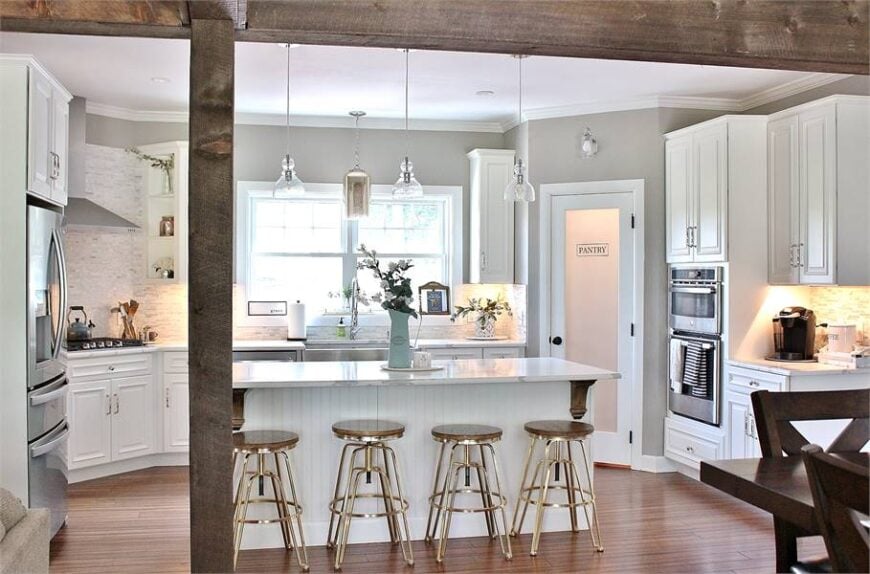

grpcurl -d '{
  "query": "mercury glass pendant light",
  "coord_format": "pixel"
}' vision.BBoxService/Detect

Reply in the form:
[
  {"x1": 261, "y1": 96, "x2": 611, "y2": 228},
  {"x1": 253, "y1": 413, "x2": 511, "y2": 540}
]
[
  {"x1": 392, "y1": 48, "x2": 423, "y2": 198},
  {"x1": 274, "y1": 43, "x2": 305, "y2": 197},
  {"x1": 504, "y1": 55, "x2": 535, "y2": 203},
  {"x1": 343, "y1": 111, "x2": 371, "y2": 219}
]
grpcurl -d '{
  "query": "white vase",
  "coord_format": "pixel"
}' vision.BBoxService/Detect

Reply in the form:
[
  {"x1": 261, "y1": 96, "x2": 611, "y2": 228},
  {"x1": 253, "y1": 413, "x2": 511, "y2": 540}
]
[{"x1": 474, "y1": 315, "x2": 496, "y2": 338}]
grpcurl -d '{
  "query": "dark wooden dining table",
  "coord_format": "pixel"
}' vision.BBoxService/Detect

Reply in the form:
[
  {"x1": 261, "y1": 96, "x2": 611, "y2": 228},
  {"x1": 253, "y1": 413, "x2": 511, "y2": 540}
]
[{"x1": 700, "y1": 452, "x2": 870, "y2": 573}]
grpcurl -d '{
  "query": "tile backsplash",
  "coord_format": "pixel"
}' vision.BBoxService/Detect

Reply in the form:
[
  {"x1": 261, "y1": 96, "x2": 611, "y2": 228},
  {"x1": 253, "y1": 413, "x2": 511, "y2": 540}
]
[
  {"x1": 809, "y1": 286, "x2": 870, "y2": 345},
  {"x1": 64, "y1": 144, "x2": 187, "y2": 342}
]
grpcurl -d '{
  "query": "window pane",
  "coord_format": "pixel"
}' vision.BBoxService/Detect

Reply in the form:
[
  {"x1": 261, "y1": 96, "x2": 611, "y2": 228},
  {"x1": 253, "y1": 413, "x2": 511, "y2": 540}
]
[
  {"x1": 251, "y1": 197, "x2": 343, "y2": 254},
  {"x1": 250, "y1": 255, "x2": 343, "y2": 311},
  {"x1": 355, "y1": 257, "x2": 445, "y2": 311},
  {"x1": 359, "y1": 200, "x2": 445, "y2": 254}
]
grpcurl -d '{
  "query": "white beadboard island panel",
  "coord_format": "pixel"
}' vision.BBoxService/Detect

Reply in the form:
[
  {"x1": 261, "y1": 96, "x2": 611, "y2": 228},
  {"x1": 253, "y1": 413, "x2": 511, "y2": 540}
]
[{"x1": 234, "y1": 358, "x2": 619, "y2": 550}]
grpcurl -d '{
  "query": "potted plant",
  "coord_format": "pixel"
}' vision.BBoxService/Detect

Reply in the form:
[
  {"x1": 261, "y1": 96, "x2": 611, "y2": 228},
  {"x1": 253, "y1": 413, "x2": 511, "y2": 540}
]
[
  {"x1": 126, "y1": 148, "x2": 175, "y2": 195},
  {"x1": 452, "y1": 295, "x2": 512, "y2": 339},
  {"x1": 357, "y1": 244, "x2": 418, "y2": 368}
]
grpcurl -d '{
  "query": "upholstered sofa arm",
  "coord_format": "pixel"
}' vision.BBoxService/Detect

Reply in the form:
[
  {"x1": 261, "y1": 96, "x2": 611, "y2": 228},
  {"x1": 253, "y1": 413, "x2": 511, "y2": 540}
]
[{"x1": 0, "y1": 508, "x2": 49, "y2": 574}]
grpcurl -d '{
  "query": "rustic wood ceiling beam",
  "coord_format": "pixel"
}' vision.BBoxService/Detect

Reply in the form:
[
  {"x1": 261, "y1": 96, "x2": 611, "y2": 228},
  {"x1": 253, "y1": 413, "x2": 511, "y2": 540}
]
[
  {"x1": 241, "y1": 0, "x2": 869, "y2": 75},
  {"x1": 0, "y1": 0, "x2": 189, "y2": 26}
]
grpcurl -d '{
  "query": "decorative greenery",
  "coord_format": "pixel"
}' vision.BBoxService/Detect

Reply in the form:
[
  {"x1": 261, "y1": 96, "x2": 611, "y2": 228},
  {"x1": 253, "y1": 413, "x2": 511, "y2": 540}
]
[
  {"x1": 356, "y1": 244, "x2": 418, "y2": 318},
  {"x1": 126, "y1": 148, "x2": 175, "y2": 193},
  {"x1": 452, "y1": 295, "x2": 512, "y2": 327}
]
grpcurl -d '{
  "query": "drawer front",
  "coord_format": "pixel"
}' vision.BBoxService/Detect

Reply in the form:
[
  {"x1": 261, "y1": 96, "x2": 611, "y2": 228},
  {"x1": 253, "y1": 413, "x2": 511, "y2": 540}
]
[
  {"x1": 483, "y1": 347, "x2": 523, "y2": 359},
  {"x1": 425, "y1": 348, "x2": 484, "y2": 360},
  {"x1": 163, "y1": 351, "x2": 189, "y2": 374},
  {"x1": 69, "y1": 353, "x2": 152, "y2": 380},
  {"x1": 728, "y1": 372, "x2": 783, "y2": 395},
  {"x1": 665, "y1": 418, "x2": 723, "y2": 468}
]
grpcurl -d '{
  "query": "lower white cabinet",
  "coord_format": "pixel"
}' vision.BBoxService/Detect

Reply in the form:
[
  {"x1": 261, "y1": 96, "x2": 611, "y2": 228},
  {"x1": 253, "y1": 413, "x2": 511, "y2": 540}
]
[
  {"x1": 483, "y1": 347, "x2": 523, "y2": 359},
  {"x1": 421, "y1": 346, "x2": 525, "y2": 361},
  {"x1": 163, "y1": 373, "x2": 189, "y2": 452},
  {"x1": 664, "y1": 415, "x2": 725, "y2": 470},
  {"x1": 725, "y1": 367, "x2": 784, "y2": 459},
  {"x1": 68, "y1": 374, "x2": 156, "y2": 469}
]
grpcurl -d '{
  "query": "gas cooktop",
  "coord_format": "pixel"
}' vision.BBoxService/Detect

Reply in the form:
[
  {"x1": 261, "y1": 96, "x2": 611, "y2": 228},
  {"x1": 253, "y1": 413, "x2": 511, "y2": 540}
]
[{"x1": 66, "y1": 337, "x2": 144, "y2": 352}]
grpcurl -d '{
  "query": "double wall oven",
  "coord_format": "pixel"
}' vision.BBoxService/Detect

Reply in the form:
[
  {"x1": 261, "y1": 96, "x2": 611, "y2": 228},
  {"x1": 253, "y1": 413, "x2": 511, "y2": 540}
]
[
  {"x1": 27, "y1": 203, "x2": 69, "y2": 537},
  {"x1": 668, "y1": 266, "x2": 722, "y2": 426}
]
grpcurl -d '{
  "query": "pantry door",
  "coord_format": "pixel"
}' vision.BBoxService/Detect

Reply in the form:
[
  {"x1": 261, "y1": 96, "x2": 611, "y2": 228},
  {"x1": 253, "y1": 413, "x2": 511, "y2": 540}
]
[{"x1": 550, "y1": 190, "x2": 636, "y2": 466}]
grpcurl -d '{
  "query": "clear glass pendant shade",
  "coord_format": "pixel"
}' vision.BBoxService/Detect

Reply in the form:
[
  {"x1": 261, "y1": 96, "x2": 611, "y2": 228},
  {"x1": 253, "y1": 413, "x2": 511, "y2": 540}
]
[
  {"x1": 392, "y1": 157, "x2": 423, "y2": 198},
  {"x1": 580, "y1": 127, "x2": 598, "y2": 158},
  {"x1": 274, "y1": 154, "x2": 305, "y2": 197},
  {"x1": 504, "y1": 158, "x2": 535, "y2": 202}
]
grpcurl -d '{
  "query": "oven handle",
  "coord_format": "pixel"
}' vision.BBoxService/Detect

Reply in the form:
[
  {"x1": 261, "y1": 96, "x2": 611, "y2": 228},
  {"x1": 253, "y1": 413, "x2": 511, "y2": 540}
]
[
  {"x1": 30, "y1": 423, "x2": 69, "y2": 458},
  {"x1": 29, "y1": 376, "x2": 68, "y2": 406},
  {"x1": 669, "y1": 286, "x2": 717, "y2": 295}
]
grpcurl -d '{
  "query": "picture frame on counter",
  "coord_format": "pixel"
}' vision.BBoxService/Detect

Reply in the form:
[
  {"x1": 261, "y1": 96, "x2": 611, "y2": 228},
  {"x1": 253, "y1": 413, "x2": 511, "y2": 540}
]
[{"x1": 419, "y1": 281, "x2": 450, "y2": 315}]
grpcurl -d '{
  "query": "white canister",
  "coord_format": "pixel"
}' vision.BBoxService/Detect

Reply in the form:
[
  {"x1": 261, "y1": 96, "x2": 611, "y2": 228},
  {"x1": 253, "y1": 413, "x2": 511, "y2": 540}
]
[
  {"x1": 287, "y1": 301, "x2": 307, "y2": 341},
  {"x1": 827, "y1": 324, "x2": 857, "y2": 353}
]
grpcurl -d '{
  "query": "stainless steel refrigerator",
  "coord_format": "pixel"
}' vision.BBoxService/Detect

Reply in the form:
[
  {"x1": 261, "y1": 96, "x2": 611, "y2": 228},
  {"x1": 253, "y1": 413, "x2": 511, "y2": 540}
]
[{"x1": 27, "y1": 203, "x2": 69, "y2": 537}]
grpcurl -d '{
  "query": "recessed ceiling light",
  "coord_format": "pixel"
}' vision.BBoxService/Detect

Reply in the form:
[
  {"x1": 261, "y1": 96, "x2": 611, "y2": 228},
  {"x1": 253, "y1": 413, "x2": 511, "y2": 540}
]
[
  {"x1": 150, "y1": 76, "x2": 171, "y2": 84},
  {"x1": 476, "y1": 90, "x2": 495, "y2": 97}
]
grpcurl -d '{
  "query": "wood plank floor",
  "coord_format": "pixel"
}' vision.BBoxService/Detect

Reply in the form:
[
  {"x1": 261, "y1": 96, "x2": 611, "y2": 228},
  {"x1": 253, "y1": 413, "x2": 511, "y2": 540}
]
[{"x1": 50, "y1": 465, "x2": 824, "y2": 573}]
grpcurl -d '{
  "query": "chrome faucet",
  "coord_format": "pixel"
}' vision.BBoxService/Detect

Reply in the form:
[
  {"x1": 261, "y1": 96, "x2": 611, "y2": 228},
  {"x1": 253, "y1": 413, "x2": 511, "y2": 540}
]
[{"x1": 349, "y1": 277, "x2": 362, "y2": 340}]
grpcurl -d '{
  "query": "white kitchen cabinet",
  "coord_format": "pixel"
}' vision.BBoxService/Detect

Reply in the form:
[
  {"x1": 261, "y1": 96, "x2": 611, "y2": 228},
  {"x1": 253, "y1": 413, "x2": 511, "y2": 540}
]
[
  {"x1": 68, "y1": 380, "x2": 112, "y2": 468},
  {"x1": 767, "y1": 96, "x2": 870, "y2": 285},
  {"x1": 426, "y1": 347, "x2": 484, "y2": 361},
  {"x1": 111, "y1": 375, "x2": 156, "y2": 461},
  {"x1": 467, "y1": 149, "x2": 515, "y2": 283},
  {"x1": 483, "y1": 347, "x2": 524, "y2": 359},
  {"x1": 50, "y1": 87, "x2": 69, "y2": 206},
  {"x1": 664, "y1": 415, "x2": 725, "y2": 470},
  {"x1": 161, "y1": 351, "x2": 190, "y2": 453},
  {"x1": 665, "y1": 120, "x2": 737, "y2": 263},
  {"x1": 726, "y1": 395, "x2": 756, "y2": 459}
]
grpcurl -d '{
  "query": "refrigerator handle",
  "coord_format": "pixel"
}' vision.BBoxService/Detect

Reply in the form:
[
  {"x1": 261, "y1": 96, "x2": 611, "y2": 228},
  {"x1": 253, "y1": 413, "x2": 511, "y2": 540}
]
[
  {"x1": 30, "y1": 423, "x2": 69, "y2": 458},
  {"x1": 51, "y1": 228, "x2": 67, "y2": 360},
  {"x1": 29, "y1": 376, "x2": 68, "y2": 405}
]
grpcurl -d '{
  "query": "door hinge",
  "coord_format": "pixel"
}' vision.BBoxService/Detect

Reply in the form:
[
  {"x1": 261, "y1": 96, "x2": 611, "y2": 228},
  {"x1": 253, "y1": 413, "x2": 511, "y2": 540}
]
[
  {"x1": 629, "y1": 430, "x2": 633, "y2": 444},
  {"x1": 630, "y1": 323, "x2": 635, "y2": 337},
  {"x1": 631, "y1": 213, "x2": 636, "y2": 229}
]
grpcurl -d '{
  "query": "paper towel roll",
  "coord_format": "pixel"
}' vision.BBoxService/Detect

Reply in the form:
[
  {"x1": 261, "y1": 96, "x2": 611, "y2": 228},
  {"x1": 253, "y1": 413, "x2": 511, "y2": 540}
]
[{"x1": 287, "y1": 301, "x2": 307, "y2": 340}]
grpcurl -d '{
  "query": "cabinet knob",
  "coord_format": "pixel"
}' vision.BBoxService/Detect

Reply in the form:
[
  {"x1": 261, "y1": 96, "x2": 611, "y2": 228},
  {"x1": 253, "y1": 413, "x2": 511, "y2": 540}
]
[
  {"x1": 107, "y1": 365, "x2": 115, "y2": 372},
  {"x1": 685, "y1": 445, "x2": 695, "y2": 453},
  {"x1": 748, "y1": 380, "x2": 759, "y2": 387},
  {"x1": 551, "y1": 336, "x2": 563, "y2": 346}
]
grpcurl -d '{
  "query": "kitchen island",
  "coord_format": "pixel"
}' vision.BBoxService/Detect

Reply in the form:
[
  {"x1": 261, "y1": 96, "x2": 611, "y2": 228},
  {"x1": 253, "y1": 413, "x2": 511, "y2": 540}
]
[{"x1": 233, "y1": 357, "x2": 619, "y2": 549}]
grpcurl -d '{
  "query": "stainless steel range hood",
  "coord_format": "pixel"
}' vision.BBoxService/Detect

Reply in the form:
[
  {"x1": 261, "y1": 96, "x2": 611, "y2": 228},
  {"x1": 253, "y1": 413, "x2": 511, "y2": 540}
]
[{"x1": 63, "y1": 97, "x2": 139, "y2": 231}]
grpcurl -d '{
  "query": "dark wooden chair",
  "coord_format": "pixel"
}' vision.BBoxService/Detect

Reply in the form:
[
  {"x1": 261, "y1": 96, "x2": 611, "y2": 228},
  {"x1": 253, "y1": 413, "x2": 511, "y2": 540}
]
[
  {"x1": 750, "y1": 389, "x2": 870, "y2": 572},
  {"x1": 802, "y1": 444, "x2": 870, "y2": 573}
]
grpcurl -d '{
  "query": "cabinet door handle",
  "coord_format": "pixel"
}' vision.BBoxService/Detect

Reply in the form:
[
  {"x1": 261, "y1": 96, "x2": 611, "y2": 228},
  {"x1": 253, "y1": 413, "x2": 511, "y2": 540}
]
[
  {"x1": 480, "y1": 251, "x2": 487, "y2": 271},
  {"x1": 685, "y1": 445, "x2": 695, "y2": 454},
  {"x1": 165, "y1": 387, "x2": 170, "y2": 408},
  {"x1": 685, "y1": 226, "x2": 691, "y2": 248},
  {"x1": 105, "y1": 393, "x2": 111, "y2": 416},
  {"x1": 788, "y1": 244, "x2": 796, "y2": 268},
  {"x1": 798, "y1": 242, "x2": 804, "y2": 268},
  {"x1": 113, "y1": 393, "x2": 119, "y2": 414},
  {"x1": 748, "y1": 380, "x2": 760, "y2": 387}
]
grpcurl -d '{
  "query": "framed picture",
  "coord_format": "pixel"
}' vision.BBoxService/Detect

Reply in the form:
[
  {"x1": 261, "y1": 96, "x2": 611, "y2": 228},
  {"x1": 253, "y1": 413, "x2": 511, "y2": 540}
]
[{"x1": 418, "y1": 281, "x2": 450, "y2": 315}]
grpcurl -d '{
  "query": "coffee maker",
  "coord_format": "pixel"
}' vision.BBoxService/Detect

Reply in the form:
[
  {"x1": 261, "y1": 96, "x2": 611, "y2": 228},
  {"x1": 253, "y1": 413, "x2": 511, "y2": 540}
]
[{"x1": 768, "y1": 307, "x2": 816, "y2": 362}]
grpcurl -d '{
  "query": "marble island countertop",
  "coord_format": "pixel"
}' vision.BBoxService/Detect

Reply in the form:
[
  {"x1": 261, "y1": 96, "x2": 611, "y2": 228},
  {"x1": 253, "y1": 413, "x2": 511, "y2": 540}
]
[{"x1": 233, "y1": 357, "x2": 619, "y2": 389}]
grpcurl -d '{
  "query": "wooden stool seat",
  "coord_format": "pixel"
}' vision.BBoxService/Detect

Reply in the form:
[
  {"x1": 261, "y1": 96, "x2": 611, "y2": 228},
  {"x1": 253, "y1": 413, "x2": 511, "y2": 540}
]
[
  {"x1": 332, "y1": 419, "x2": 405, "y2": 441},
  {"x1": 432, "y1": 424, "x2": 503, "y2": 443},
  {"x1": 233, "y1": 430, "x2": 299, "y2": 452},
  {"x1": 524, "y1": 420, "x2": 594, "y2": 440}
]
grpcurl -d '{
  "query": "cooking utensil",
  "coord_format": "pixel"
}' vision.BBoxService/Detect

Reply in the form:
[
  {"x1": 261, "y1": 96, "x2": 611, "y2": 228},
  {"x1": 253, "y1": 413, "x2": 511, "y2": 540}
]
[{"x1": 66, "y1": 306, "x2": 92, "y2": 341}]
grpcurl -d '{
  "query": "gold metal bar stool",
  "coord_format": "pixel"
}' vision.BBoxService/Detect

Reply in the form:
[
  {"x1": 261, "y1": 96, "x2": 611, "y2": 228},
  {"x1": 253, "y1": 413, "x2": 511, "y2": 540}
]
[
  {"x1": 424, "y1": 424, "x2": 512, "y2": 563},
  {"x1": 510, "y1": 420, "x2": 604, "y2": 557},
  {"x1": 233, "y1": 430, "x2": 309, "y2": 571},
  {"x1": 326, "y1": 419, "x2": 414, "y2": 570}
]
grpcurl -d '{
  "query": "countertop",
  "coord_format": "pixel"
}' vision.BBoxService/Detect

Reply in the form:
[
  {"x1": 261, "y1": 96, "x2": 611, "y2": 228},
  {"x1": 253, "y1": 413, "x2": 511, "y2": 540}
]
[
  {"x1": 233, "y1": 357, "x2": 619, "y2": 389},
  {"x1": 728, "y1": 357, "x2": 870, "y2": 377}
]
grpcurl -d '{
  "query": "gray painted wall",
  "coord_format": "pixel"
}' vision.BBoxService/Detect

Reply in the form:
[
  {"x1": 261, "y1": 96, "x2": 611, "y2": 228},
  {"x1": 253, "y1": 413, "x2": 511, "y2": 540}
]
[
  {"x1": 85, "y1": 114, "x2": 504, "y2": 279},
  {"x1": 744, "y1": 76, "x2": 870, "y2": 115}
]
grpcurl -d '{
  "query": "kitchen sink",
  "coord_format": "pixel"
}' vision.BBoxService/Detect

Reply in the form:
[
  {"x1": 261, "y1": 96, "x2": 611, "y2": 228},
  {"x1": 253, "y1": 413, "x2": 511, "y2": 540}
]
[{"x1": 302, "y1": 345, "x2": 388, "y2": 362}]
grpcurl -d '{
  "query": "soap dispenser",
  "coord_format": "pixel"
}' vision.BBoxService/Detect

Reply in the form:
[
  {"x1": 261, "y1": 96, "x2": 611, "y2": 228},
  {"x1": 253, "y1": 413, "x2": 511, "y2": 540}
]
[{"x1": 337, "y1": 317, "x2": 347, "y2": 338}]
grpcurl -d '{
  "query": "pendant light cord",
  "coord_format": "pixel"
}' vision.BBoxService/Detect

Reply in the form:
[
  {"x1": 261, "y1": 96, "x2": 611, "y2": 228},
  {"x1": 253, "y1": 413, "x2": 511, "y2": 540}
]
[
  {"x1": 518, "y1": 55, "x2": 523, "y2": 128},
  {"x1": 285, "y1": 43, "x2": 291, "y2": 157},
  {"x1": 404, "y1": 48, "x2": 410, "y2": 157},
  {"x1": 353, "y1": 114, "x2": 361, "y2": 168}
]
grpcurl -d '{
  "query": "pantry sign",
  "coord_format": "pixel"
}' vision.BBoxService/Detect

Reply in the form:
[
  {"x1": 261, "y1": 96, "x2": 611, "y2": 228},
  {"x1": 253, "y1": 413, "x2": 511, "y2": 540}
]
[{"x1": 575, "y1": 243, "x2": 609, "y2": 257}]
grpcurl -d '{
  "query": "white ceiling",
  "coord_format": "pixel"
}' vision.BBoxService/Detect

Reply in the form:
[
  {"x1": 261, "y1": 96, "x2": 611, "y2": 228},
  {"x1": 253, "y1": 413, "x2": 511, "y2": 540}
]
[{"x1": 0, "y1": 32, "x2": 848, "y2": 131}]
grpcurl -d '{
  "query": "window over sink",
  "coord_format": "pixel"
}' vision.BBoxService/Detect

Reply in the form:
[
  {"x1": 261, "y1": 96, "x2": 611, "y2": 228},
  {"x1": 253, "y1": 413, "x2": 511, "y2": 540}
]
[{"x1": 236, "y1": 182, "x2": 462, "y2": 325}]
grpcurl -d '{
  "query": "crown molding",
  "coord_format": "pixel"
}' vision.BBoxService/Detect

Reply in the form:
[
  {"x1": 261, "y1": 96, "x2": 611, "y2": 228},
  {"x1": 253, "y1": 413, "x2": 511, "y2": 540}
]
[{"x1": 736, "y1": 72, "x2": 851, "y2": 111}]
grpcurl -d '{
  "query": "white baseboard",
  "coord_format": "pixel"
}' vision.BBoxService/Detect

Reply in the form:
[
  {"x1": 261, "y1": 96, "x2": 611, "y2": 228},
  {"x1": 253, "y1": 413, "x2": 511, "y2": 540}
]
[
  {"x1": 634, "y1": 455, "x2": 678, "y2": 473},
  {"x1": 68, "y1": 452, "x2": 188, "y2": 483}
]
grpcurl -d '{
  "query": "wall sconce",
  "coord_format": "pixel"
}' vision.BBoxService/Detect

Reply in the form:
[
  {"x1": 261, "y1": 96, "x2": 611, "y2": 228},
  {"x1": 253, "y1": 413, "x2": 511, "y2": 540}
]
[{"x1": 580, "y1": 127, "x2": 598, "y2": 158}]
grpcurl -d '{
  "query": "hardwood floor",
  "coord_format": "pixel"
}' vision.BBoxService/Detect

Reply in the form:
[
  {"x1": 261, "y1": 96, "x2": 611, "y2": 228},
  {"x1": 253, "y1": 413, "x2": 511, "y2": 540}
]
[{"x1": 50, "y1": 465, "x2": 824, "y2": 573}]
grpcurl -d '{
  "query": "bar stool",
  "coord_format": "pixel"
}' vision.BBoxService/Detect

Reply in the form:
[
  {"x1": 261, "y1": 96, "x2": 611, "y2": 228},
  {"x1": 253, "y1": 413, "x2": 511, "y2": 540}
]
[
  {"x1": 232, "y1": 430, "x2": 309, "y2": 571},
  {"x1": 425, "y1": 424, "x2": 512, "y2": 562},
  {"x1": 327, "y1": 419, "x2": 414, "y2": 570},
  {"x1": 510, "y1": 420, "x2": 604, "y2": 556}
]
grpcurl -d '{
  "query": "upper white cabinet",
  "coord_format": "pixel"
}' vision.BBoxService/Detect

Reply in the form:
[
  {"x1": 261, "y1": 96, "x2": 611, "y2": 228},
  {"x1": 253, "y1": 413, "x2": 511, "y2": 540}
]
[
  {"x1": 666, "y1": 120, "x2": 744, "y2": 263},
  {"x1": 468, "y1": 149, "x2": 515, "y2": 283},
  {"x1": 768, "y1": 96, "x2": 869, "y2": 285},
  {"x1": 5, "y1": 57, "x2": 73, "y2": 207}
]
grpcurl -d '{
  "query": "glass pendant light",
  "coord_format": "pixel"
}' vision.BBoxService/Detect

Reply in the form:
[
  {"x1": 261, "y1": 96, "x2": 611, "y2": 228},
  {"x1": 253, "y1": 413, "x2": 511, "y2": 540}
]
[
  {"x1": 393, "y1": 48, "x2": 423, "y2": 198},
  {"x1": 343, "y1": 111, "x2": 371, "y2": 219},
  {"x1": 580, "y1": 126, "x2": 599, "y2": 158},
  {"x1": 504, "y1": 54, "x2": 535, "y2": 203},
  {"x1": 274, "y1": 43, "x2": 305, "y2": 197}
]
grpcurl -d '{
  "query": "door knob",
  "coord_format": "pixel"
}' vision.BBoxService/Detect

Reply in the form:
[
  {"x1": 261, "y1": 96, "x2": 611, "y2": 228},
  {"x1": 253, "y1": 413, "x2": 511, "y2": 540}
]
[{"x1": 551, "y1": 336, "x2": 563, "y2": 346}]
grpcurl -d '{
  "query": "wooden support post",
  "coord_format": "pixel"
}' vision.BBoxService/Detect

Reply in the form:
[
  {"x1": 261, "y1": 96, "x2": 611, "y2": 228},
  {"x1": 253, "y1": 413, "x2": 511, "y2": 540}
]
[{"x1": 188, "y1": 16, "x2": 234, "y2": 574}]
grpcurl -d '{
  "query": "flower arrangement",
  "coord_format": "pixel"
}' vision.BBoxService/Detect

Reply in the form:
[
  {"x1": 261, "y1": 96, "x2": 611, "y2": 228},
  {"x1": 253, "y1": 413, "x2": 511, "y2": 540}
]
[
  {"x1": 356, "y1": 245, "x2": 418, "y2": 318},
  {"x1": 126, "y1": 148, "x2": 175, "y2": 194},
  {"x1": 452, "y1": 295, "x2": 512, "y2": 338}
]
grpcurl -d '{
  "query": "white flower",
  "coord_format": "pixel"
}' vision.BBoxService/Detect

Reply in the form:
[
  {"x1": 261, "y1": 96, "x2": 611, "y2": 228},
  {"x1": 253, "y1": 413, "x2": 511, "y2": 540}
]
[{"x1": 388, "y1": 262, "x2": 398, "y2": 272}]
